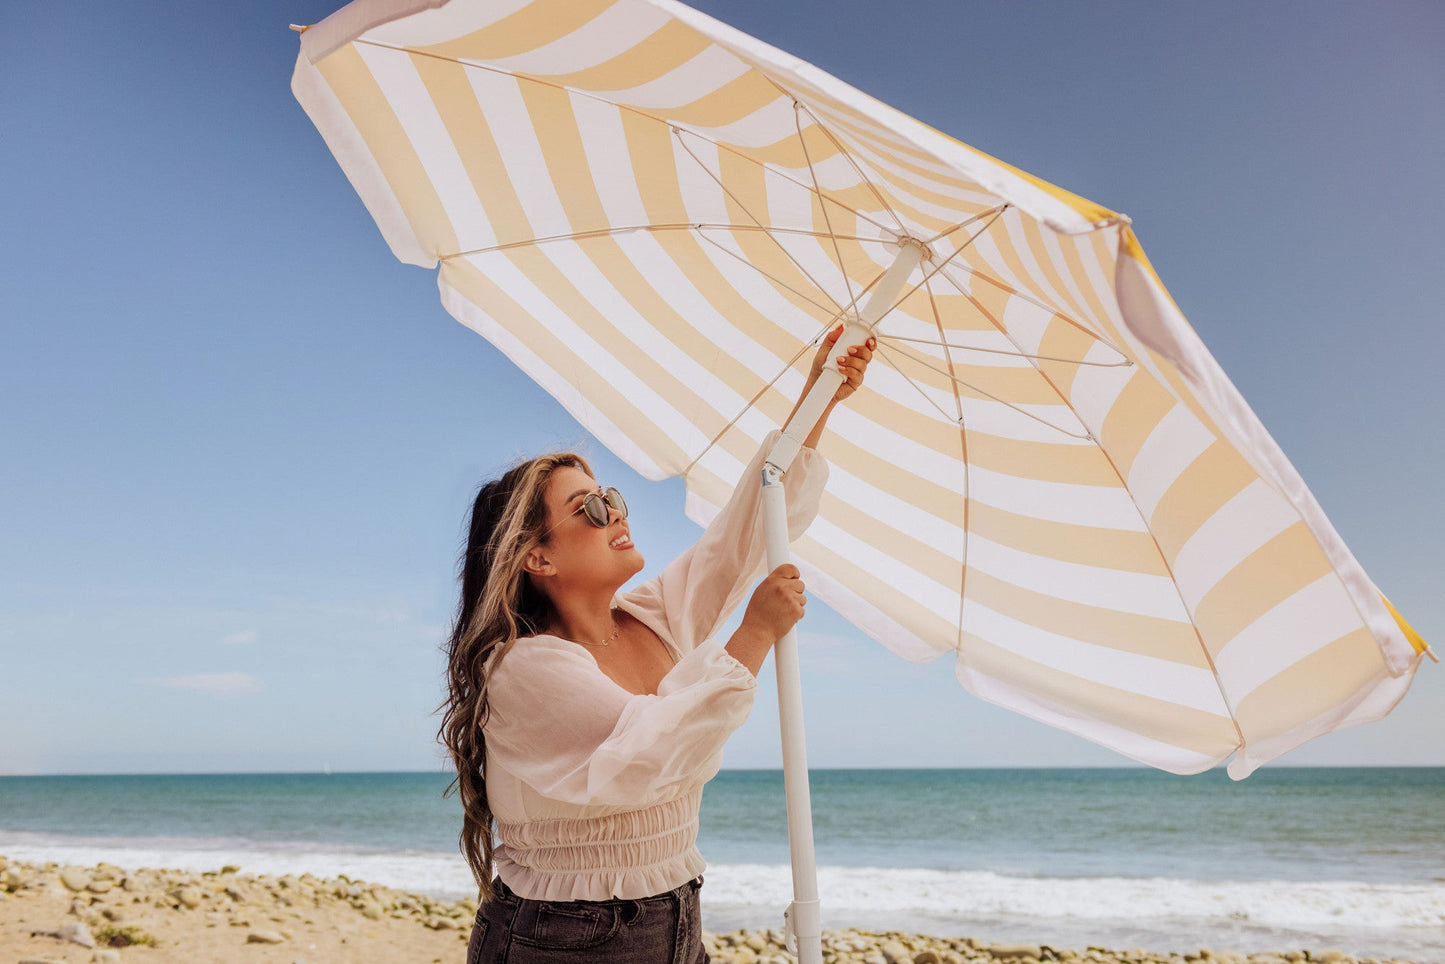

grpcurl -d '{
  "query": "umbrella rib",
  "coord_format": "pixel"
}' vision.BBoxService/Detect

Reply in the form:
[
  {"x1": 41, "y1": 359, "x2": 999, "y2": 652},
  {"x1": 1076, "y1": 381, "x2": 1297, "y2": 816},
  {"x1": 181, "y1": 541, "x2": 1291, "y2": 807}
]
[
  {"x1": 347, "y1": 39, "x2": 896, "y2": 232},
  {"x1": 793, "y1": 100, "x2": 910, "y2": 236},
  {"x1": 674, "y1": 129, "x2": 846, "y2": 315},
  {"x1": 794, "y1": 103, "x2": 860, "y2": 313},
  {"x1": 874, "y1": 334, "x2": 1132, "y2": 368},
  {"x1": 920, "y1": 206, "x2": 1009, "y2": 247},
  {"x1": 894, "y1": 207, "x2": 1007, "y2": 304},
  {"x1": 695, "y1": 231, "x2": 842, "y2": 319},
  {"x1": 932, "y1": 269, "x2": 1108, "y2": 433},
  {"x1": 938, "y1": 259, "x2": 1127, "y2": 355},
  {"x1": 922, "y1": 282, "x2": 964, "y2": 424},
  {"x1": 874, "y1": 345, "x2": 959, "y2": 424},
  {"x1": 438, "y1": 223, "x2": 884, "y2": 261},
  {"x1": 1069, "y1": 432, "x2": 1252, "y2": 755},
  {"x1": 879, "y1": 343, "x2": 1093, "y2": 440},
  {"x1": 922, "y1": 277, "x2": 971, "y2": 656},
  {"x1": 929, "y1": 269, "x2": 1249, "y2": 748},
  {"x1": 679, "y1": 322, "x2": 837, "y2": 479},
  {"x1": 849, "y1": 205, "x2": 1008, "y2": 339}
]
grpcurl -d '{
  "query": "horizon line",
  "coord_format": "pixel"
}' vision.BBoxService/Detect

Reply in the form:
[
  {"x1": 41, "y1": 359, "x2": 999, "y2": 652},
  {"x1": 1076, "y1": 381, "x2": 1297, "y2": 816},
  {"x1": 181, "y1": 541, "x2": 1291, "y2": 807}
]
[{"x1": 4, "y1": 763, "x2": 1443, "y2": 778}]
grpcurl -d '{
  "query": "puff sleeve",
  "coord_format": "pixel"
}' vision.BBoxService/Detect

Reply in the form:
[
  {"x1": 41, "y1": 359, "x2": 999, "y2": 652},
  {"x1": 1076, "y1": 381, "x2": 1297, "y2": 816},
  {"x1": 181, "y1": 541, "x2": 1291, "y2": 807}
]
[{"x1": 622, "y1": 430, "x2": 829, "y2": 652}]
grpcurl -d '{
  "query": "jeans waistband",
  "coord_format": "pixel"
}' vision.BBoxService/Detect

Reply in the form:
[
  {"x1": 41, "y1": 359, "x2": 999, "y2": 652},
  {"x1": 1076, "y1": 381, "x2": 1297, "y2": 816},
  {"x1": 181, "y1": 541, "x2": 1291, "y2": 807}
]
[{"x1": 492, "y1": 874, "x2": 702, "y2": 906}]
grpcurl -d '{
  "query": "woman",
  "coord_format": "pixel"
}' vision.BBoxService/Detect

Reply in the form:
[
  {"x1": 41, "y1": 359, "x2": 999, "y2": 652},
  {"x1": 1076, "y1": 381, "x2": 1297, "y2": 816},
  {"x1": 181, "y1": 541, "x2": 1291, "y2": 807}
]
[{"x1": 442, "y1": 327, "x2": 875, "y2": 962}]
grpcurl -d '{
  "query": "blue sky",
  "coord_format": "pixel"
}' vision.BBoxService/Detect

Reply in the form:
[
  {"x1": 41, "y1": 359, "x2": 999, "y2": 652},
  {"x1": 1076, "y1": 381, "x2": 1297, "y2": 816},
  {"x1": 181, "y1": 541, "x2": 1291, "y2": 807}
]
[{"x1": 2, "y1": 1, "x2": 1441, "y2": 774}]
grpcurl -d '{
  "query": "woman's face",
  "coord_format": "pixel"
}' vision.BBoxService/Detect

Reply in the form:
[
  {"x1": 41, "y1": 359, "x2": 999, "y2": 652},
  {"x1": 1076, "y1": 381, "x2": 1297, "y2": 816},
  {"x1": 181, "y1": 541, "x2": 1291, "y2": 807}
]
[{"x1": 533, "y1": 464, "x2": 644, "y2": 594}]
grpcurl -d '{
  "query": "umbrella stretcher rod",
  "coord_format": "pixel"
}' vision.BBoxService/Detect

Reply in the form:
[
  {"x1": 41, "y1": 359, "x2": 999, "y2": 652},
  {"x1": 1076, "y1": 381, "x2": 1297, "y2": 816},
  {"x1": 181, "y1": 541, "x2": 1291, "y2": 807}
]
[{"x1": 761, "y1": 239, "x2": 927, "y2": 964}]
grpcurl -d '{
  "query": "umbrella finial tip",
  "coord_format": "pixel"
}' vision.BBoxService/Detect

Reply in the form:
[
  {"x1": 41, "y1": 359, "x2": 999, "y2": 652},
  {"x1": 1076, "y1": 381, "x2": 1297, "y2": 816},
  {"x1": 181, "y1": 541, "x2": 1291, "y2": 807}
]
[{"x1": 289, "y1": 23, "x2": 311, "y2": 33}]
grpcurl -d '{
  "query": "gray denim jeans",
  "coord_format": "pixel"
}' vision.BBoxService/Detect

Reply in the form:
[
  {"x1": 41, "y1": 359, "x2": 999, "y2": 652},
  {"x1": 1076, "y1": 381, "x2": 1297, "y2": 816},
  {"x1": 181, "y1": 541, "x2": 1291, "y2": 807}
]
[{"x1": 467, "y1": 875, "x2": 709, "y2": 964}]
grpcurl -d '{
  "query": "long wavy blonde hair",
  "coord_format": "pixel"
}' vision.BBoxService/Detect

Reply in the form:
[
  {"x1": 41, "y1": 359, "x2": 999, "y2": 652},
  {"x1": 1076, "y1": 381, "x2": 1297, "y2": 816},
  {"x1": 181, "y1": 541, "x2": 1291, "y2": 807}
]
[{"x1": 438, "y1": 451, "x2": 591, "y2": 900}]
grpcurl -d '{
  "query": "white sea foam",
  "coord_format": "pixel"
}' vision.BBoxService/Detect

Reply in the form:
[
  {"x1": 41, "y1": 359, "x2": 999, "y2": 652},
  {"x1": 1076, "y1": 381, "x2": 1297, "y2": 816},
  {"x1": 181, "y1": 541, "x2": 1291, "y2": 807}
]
[
  {"x1": 4, "y1": 832, "x2": 1443, "y2": 932},
  {"x1": 704, "y1": 864, "x2": 1445, "y2": 930}
]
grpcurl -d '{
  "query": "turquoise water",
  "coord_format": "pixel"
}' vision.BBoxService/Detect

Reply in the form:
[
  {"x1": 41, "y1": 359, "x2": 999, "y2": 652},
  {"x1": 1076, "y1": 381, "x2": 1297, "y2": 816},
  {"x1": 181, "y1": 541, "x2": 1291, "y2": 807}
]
[
  {"x1": 2, "y1": 769, "x2": 1442, "y2": 958},
  {"x1": 702, "y1": 768, "x2": 1445, "y2": 882},
  {"x1": 3, "y1": 768, "x2": 1440, "y2": 882}
]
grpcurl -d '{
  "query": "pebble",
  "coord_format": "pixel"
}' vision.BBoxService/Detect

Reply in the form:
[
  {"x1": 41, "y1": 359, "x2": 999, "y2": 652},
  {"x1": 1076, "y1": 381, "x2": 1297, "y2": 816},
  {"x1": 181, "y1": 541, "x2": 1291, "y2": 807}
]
[
  {"x1": 248, "y1": 929, "x2": 288, "y2": 944},
  {"x1": 177, "y1": 886, "x2": 203, "y2": 909},
  {"x1": 993, "y1": 945, "x2": 1045, "y2": 961},
  {"x1": 882, "y1": 941, "x2": 914, "y2": 963},
  {"x1": 92, "y1": 952, "x2": 121, "y2": 963},
  {"x1": 60, "y1": 868, "x2": 92, "y2": 892},
  {"x1": 59, "y1": 919, "x2": 97, "y2": 948},
  {"x1": 87, "y1": 879, "x2": 113, "y2": 894}
]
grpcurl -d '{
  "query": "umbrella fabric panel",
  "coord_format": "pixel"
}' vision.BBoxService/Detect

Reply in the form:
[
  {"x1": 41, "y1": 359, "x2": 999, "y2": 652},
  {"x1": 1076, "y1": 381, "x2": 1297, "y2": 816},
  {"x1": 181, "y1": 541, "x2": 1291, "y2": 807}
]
[{"x1": 294, "y1": 0, "x2": 1422, "y2": 775}]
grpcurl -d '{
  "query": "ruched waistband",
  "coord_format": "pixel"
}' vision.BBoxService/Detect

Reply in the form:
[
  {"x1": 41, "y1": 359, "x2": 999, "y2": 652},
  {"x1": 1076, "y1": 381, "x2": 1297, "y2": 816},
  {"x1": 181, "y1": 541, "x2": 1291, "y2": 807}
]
[
  {"x1": 495, "y1": 790, "x2": 702, "y2": 873},
  {"x1": 493, "y1": 790, "x2": 707, "y2": 901}
]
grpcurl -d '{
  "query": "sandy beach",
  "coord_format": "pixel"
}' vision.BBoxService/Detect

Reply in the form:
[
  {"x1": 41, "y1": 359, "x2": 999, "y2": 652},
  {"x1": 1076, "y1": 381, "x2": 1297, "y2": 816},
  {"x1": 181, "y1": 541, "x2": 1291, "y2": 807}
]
[{"x1": 1, "y1": 856, "x2": 1422, "y2": 964}]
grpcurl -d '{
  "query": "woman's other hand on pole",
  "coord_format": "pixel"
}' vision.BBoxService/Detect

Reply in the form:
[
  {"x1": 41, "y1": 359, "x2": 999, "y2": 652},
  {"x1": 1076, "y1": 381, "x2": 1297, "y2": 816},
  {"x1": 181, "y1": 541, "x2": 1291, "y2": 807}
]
[{"x1": 726, "y1": 564, "x2": 806, "y2": 675}]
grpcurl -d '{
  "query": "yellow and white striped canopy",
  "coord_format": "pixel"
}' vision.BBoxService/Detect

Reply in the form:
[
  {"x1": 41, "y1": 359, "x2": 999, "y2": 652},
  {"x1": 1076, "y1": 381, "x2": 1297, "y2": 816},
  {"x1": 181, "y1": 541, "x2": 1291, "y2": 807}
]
[{"x1": 293, "y1": 0, "x2": 1428, "y2": 777}]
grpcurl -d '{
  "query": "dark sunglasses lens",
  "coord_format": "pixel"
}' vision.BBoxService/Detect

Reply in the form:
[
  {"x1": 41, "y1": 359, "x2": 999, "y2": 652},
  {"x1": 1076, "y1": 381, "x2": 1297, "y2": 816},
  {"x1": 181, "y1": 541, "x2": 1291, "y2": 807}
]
[
  {"x1": 582, "y1": 493, "x2": 610, "y2": 527},
  {"x1": 604, "y1": 487, "x2": 627, "y2": 519}
]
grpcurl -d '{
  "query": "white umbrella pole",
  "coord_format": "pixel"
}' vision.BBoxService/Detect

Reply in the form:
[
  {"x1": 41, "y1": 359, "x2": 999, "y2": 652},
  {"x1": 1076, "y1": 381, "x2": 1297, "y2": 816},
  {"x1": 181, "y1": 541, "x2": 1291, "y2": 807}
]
[
  {"x1": 761, "y1": 240, "x2": 926, "y2": 964},
  {"x1": 759, "y1": 476, "x2": 822, "y2": 963}
]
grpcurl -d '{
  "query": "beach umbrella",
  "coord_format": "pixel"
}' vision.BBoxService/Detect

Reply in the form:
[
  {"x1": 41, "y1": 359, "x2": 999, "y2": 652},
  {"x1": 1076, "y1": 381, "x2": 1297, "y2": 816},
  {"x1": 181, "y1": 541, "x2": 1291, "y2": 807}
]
[{"x1": 291, "y1": 0, "x2": 1432, "y2": 958}]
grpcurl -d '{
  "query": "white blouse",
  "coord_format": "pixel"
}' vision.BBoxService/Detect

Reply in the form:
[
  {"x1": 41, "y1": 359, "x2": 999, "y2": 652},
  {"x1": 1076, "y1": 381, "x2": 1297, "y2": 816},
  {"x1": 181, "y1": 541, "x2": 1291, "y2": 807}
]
[{"x1": 482, "y1": 432, "x2": 828, "y2": 901}]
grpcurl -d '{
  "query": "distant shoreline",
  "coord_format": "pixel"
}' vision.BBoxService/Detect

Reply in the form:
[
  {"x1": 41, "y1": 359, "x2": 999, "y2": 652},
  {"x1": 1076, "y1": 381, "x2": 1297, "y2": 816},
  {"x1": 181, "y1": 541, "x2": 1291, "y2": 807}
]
[{"x1": 4, "y1": 765, "x2": 1443, "y2": 778}]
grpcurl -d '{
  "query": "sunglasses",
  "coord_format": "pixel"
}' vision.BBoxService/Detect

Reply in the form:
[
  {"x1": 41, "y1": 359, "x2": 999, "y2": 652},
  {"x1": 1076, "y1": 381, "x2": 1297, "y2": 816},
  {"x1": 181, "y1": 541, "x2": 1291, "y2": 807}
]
[{"x1": 542, "y1": 486, "x2": 628, "y2": 538}]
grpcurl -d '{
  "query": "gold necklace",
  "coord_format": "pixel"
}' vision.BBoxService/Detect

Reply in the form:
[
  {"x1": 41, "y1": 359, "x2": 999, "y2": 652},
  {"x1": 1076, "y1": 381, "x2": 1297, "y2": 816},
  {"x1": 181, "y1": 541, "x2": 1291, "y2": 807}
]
[{"x1": 573, "y1": 611, "x2": 621, "y2": 648}]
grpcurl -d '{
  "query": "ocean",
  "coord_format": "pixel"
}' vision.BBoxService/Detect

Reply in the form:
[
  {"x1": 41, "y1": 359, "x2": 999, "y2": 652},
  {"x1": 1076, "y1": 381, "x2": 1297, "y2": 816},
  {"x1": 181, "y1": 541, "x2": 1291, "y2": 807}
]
[{"x1": 1, "y1": 769, "x2": 1441, "y2": 961}]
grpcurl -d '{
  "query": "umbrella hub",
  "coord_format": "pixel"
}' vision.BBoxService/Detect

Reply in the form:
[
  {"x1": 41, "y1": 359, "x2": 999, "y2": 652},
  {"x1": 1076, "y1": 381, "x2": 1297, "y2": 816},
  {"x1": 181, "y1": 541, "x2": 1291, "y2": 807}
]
[{"x1": 877, "y1": 228, "x2": 936, "y2": 264}]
